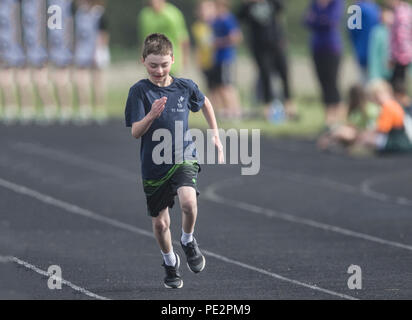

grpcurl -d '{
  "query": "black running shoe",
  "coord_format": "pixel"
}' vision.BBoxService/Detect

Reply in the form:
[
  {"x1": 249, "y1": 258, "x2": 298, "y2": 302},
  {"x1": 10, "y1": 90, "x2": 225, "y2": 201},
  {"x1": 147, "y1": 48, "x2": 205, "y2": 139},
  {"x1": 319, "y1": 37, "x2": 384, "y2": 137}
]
[
  {"x1": 162, "y1": 253, "x2": 183, "y2": 289},
  {"x1": 180, "y1": 237, "x2": 206, "y2": 273}
]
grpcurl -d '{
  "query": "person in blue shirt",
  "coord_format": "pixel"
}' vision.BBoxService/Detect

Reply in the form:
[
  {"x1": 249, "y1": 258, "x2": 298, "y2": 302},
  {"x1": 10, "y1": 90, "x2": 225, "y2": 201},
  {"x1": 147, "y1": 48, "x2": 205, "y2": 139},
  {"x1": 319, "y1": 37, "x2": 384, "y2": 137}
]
[
  {"x1": 210, "y1": 0, "x2": 243, "y2": 119},
  {"x1": 348, "y1": 0, "x2": 381, "y2": 82},
  {"x1": 125, "y1": 33, "x2": 224, "y2": 289}
]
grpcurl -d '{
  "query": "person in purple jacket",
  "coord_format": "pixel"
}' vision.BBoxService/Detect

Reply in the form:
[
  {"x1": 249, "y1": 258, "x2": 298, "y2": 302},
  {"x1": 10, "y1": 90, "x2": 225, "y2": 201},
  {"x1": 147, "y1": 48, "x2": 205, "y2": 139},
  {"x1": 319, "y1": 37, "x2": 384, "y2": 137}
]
[{"x1": 304, "y1": 0, "x2": 345, "y2": 127}]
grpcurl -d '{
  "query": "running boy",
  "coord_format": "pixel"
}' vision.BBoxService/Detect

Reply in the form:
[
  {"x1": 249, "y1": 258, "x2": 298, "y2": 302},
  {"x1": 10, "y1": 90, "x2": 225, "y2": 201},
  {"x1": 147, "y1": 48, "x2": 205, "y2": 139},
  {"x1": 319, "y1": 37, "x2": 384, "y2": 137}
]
[{"x1": 125, "y1": 33, "x2": 224, "y2": 289}]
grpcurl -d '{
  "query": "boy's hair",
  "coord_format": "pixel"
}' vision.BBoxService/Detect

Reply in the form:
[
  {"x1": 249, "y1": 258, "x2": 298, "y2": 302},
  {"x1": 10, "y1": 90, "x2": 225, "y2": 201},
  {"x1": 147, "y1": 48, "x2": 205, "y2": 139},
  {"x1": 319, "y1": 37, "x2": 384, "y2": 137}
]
[{"x1": 142, "y1": 33, "x2": 173, "y2": 59}]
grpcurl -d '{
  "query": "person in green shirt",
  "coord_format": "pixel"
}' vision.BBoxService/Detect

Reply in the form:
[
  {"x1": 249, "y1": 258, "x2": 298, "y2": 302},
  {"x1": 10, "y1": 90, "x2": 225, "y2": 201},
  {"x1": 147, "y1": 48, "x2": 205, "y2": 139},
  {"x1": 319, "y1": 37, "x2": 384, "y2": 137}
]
[
  {"x1": 368, "y1": 4, "x2": 394, "y2": 81},
  {"x1": 138, "y1": 0, "x2": 190, "y2": 75}
]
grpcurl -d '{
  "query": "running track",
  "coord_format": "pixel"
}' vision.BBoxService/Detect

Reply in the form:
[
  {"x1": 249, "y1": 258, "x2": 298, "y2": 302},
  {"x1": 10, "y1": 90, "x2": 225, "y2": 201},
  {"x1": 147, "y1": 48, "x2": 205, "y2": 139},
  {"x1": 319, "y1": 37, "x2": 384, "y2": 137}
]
[{"x1": 1, "y1": 121, "x2": 411, "y2": 300}]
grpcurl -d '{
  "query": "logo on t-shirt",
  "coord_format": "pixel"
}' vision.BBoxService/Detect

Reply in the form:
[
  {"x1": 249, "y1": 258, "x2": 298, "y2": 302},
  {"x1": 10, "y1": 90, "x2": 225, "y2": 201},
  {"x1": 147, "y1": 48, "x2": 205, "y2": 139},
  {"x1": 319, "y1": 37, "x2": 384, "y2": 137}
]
[
  {"x1": 177, "y1": 96, "x2": 185, "y2": 108},
  {"x1": 173, "y1": 96, "x2": 185, "y2": 112}
]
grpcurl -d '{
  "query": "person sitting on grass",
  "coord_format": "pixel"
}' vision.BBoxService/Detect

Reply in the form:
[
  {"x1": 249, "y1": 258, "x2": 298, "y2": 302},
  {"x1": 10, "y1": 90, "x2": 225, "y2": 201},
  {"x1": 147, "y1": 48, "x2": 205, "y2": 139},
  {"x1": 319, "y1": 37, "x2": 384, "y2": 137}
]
[
  {"x1": 125, "y1": 33, "x2": 224, "y2": 289},
  {"x1": 317, "y1": 84, "x2": 379, "y2": 152},
  {"x1": 393, "y1": 79, "x2": 412, "y2": 114},
  {"x1": 356, "y1": 80, "x2": 412, "y2": 154}
]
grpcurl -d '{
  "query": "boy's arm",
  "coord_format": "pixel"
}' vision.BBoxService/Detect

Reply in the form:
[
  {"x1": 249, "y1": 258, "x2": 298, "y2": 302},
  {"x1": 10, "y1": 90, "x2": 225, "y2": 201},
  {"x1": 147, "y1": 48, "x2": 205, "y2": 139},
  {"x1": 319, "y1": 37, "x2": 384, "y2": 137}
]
[
  {"x1": 131, "y1": 97, "x2": 167, "y2": 139},
  {"x1": 201, "y1": 97, "x2": 225, "y2": 164}
]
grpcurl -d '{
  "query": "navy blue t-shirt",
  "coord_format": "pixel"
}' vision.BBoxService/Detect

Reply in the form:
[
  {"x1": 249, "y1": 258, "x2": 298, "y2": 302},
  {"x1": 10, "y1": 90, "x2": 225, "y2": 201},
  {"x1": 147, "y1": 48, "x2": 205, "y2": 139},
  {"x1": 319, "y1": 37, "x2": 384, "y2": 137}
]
[{"x1": 125, "y1": 78, "x2": 205, "y2": 180}]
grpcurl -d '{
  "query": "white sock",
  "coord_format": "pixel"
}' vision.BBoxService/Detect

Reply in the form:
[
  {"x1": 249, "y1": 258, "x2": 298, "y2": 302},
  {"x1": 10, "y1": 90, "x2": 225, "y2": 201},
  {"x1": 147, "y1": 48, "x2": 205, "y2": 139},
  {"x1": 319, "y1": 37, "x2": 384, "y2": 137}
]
[
  {"x1": 161, "y1": 250, "x2": 176, "y2": 267},
  {"x1": 181, "y1": 229, "x2": 194, "y2": 246}
]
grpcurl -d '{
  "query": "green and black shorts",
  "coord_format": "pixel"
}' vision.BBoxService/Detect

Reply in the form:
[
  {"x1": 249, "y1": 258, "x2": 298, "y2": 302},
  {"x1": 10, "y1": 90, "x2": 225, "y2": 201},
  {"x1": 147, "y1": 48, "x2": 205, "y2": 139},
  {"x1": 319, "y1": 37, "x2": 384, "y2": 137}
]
[{"x1": 143, "y1": 161, "x2": 200, "y2": 217}]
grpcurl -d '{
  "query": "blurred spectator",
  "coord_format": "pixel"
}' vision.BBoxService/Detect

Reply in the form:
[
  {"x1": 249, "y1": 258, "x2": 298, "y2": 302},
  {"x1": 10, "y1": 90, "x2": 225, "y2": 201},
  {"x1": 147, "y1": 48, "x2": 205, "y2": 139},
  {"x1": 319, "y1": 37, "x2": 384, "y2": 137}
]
[
  {"x1": 192, "y1": 0, "x2": 216, "y2": 91},
  {"x1": 393, "y1": 79, "x2": 412, "y2": 111},
  {"x1": 138, "y1": 0, "x2": 190, "y2": 75},
  {"x1": 210, "y1": 0, "x2": 243, "y2": 119},
  {"x1": 368, "y1": 4, "x2": 394, "y2": 81},
  {"x1": 48, "y1": 0, "x2": 75, "y2": 123},
  {"x1": 317, "y1": 84, "x2": 379, "y2": 151},
  {"x1": 74, "y1": 0, "x2": 110, "y2": 124},
  {"x1": 348, "y1": 0, "x2": 380, "y2": 82},
  {"x1": 386, "y1": 0, "x2": 412, "y2": 88},
  {"x1": 0, "y1": 0, "x2": 26, "y2": 124},
  {"x1": 304, "y1": 0, "x2": 345, "y2": 127},
  {"x1": 347, "y1": 84, "x2": 380, "y2": 130},
  {"x1": 319, "y1": 80, "x2": 412, "y2": 154},
  {"x1": 22, "y1": 0, "x2": 56, "y2": 124},
  {"x1": 238, "y1": 0, "x2": 297, "y2": 121},
  {"x1": 357, "y1": 80, "x2": 412, "y2": 153}
]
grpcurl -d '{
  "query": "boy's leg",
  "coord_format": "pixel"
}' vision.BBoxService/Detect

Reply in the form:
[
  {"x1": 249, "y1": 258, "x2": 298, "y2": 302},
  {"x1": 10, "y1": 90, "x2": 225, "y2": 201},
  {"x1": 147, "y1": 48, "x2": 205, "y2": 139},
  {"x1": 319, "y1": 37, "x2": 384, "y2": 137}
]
[
  {"x1": 177, "y1": 185, "x2": 206, "y2": 273},
  {"x1": 151, "y1": 207, "x2": 173, "y2": 254},
  {"x1": 177, "y1": 186, "x2": 198, "y2": 234},
  {"x1": 152, "y1": 207, "x2": 183, "y2": 289}
]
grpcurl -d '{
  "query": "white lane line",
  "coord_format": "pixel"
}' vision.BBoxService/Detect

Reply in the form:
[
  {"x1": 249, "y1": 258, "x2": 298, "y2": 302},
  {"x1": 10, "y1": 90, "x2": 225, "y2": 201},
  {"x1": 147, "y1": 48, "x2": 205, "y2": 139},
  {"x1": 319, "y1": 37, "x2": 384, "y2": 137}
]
[
  {"x1": 13, "y1": 141, "x2": 412, "y2": 208},
  {"x1": 9, "y1": 142, "x2": 412, "y2": 251},
  {"x1": 12, "y1": 141, "x2": 412, "y2": 207},
  {"x1": 263, "y1": 165, "x2": 412, "y2": 207},
  {"x1": 360, "y1": 171, "x2": 412, "y2": 206},
  {"x1": 0, "y1": 254, "x2": 109, "y2": 300},
  {"x1": 0, "y1": 177, "x2": 357, "y2": 300},
  {"x1": 202, "y1": 250, "x2": 357, "y2": 300},
  {"x1": 204, "y1": 177, "x2": 412, "y2": 252},
  {"x1": 10, "y1": 142, "x2": 139, "y2": 182}
]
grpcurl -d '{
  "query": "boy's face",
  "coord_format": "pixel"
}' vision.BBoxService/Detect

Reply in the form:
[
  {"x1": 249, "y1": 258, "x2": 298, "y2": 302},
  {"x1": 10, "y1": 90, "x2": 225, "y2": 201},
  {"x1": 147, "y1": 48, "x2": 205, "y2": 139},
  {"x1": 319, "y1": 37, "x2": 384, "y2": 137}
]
[{"x1": 142, "y1": 53, "x2": 174, "y2": 82}]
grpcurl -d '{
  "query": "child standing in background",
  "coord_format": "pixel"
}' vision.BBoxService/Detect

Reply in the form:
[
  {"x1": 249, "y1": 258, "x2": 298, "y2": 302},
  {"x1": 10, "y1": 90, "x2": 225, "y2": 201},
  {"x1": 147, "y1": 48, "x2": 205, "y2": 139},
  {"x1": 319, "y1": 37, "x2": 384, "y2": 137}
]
[
  {"x1": 22, "y1": 0, "x2": 56, "y2": 123},
  {"x1": 192, "y1": 0, "x2": 216, "y2": 93},
  {"x1": 210, "y1": 0, "x2": 243, "y2": 120},
  {"x1": 0, "y1": 0, "x2": 27, "y2": 124},
  {"x1": 48, "y1": 0, "x2": 75, "y2": 123},
  {"x1": 74, "y1": 0, "x2": 110, "y2": 124}
]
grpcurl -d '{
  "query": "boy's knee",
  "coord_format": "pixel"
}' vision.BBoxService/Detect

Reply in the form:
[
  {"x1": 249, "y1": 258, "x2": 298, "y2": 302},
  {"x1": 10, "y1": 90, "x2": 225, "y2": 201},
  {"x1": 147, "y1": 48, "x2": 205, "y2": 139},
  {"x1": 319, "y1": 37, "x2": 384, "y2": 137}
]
[
  {"x1": 180, "y1": 199, "x2": 197, "y2": 215},
  {"x1": 153, "y1": 218, "x2": 169, "y2": 234}
]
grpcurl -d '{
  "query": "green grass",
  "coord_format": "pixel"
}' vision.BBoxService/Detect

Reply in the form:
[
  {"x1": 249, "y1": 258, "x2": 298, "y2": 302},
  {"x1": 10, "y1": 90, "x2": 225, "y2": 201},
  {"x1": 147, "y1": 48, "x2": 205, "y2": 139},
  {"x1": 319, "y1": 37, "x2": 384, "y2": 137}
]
[{"x1": 188, "y1": 98, "x2": 325, "y2": 138}]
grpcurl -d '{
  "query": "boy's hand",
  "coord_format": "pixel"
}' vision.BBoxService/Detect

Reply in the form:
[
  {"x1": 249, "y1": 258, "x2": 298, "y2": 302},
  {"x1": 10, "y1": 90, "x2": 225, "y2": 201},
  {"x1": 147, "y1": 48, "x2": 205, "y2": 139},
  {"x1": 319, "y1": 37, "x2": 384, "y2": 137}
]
[
  {"x1": 212, "y1": 134, "x2": 225, "y2": 164},
  {"x1": 149, "y1": 97, "x2": 167, "y2": 120}
]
